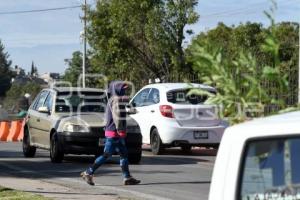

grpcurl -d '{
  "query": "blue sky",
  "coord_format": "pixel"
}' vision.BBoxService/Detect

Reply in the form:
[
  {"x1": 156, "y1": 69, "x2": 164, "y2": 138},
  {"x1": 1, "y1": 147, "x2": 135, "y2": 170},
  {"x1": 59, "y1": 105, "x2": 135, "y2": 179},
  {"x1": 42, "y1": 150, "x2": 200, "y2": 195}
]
[{"x1": 0, "y1": 0, "x2": 299, "y2": 74}]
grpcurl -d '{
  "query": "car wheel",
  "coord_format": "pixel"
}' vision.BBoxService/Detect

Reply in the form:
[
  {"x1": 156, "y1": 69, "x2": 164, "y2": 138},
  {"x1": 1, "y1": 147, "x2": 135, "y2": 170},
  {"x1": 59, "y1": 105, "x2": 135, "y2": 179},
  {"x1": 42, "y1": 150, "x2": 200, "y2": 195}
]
[
  {"x1": 22, "y1": 127, "x2": 36, "y2": 158},
  {"x1": 50, "y1": 132, "x2": 64, "y2": 163},
  {"x1": 128, "y1": 151, "x2": 142, "y2": 164},
  {"x1": 181, "y1": 145, "x2": 192, "y2": 154},
  {"x1": 150, "y1": 128, "x2": 164, "y2": 155}
]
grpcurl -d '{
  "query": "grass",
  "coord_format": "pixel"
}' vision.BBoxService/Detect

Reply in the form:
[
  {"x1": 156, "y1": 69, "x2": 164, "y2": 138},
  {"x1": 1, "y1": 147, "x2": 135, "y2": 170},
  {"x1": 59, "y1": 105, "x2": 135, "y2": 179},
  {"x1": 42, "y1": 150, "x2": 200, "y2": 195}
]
[{"x1": 0, "y1": 186, "x2": 52, "y2": 200}]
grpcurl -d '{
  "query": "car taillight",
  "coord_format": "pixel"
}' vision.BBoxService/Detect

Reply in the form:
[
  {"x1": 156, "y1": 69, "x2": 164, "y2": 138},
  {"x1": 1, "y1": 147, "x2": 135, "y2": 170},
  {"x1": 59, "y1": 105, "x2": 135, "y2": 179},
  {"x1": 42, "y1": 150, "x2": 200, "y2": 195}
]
[{"x1": 159, "y1": 105, "x2": 174, "y2": 118}]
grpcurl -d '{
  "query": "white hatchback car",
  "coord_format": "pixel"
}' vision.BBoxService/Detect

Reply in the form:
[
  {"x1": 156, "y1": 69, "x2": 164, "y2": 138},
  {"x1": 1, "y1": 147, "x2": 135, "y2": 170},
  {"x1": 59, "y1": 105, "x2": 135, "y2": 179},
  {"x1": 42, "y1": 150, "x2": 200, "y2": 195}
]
[
  {"x1": 209, "y1": 111, "x2": 300, "y2": 200},
  {"x1": 128, "y1": 83, "x2": 228, "y2": 154}
]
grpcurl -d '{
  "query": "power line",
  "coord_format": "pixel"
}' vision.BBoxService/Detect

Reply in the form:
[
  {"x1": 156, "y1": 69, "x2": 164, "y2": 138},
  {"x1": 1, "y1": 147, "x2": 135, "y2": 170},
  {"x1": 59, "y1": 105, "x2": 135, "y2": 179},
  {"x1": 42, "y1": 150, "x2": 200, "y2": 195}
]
[
  {"x1": 0, "y1": 5, "x2": 81, "y2": 15},
  {"x1": 200, "y1": 0, "x2": 296, "y2": 19},
  {"x1": 201, "y1": 1, "x2": 270, "y2": 18}
]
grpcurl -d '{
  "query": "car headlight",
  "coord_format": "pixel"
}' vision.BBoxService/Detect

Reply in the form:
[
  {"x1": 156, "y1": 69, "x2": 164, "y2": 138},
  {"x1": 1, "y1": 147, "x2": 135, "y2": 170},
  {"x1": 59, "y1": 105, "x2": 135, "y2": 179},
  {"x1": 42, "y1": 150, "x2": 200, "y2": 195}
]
[{"x1": 63, "y1": 123, "x2": 90, "y2": 133}]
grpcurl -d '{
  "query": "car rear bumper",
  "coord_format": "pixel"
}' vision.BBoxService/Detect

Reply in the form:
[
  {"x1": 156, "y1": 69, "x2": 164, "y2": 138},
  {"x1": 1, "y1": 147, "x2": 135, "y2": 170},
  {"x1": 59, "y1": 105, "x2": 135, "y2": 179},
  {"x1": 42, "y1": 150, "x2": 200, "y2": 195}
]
[
  {"x1": 157, "y1": 120, "x2": 228, "y2": 145},
  {"x1": 57, "y1": 131, "x2": 142, "y2": 155}
]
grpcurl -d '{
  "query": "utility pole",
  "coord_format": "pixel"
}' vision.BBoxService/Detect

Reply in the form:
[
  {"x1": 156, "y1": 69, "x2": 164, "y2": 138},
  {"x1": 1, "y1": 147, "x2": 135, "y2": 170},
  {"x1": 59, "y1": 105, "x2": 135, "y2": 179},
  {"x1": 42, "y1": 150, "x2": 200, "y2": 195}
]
[{"x1": 82, "y1": 0, "x2": 87, "y2": 88}]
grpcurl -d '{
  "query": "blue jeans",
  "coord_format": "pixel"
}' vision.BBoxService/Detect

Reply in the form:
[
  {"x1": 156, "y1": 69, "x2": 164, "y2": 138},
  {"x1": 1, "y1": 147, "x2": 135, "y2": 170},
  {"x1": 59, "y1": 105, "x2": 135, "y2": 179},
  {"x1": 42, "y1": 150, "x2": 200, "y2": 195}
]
[{"x1": 86, "y1": 137, "x2": 131, "y2": 178}]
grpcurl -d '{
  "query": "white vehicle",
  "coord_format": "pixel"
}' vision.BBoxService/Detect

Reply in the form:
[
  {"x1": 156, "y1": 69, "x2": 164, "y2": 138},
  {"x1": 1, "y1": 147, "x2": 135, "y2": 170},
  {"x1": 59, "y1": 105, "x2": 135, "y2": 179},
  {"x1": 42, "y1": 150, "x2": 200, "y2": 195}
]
[
  {"x1": 128, "y1": 83, "x2": 228, "y2": 154},
  {"x1": 209, "y1": 111, "x2": 300, "y2": 200}
]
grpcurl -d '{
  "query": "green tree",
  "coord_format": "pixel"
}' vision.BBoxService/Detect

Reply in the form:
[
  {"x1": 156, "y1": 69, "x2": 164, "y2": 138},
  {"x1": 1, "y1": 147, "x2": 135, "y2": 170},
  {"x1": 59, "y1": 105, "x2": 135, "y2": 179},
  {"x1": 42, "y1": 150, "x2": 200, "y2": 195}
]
[
  {"x1": 0, "y1": 40, "x2": 12, "y2": 96},
  {"x1": 274, "y1": 22, "x2": 299, "y2": 105},
  {"x1": 87, "y1": 0, "x2": 198, "y2": 84},
  {"x1": 63, "y1": 51, "x2": 92, "y2": 87},
  {"x1": 188, "y1": 4, "x2": 292, "y2": 124},
  {"x1": 3, "y1": 82, "x2": 41, "y2": 111},
  {"x1": 186, "y1": 22, "x2": 266, "y2": 67},
  {"x1": 30, "y1": 61, "x2": 38, "y2": 76}
]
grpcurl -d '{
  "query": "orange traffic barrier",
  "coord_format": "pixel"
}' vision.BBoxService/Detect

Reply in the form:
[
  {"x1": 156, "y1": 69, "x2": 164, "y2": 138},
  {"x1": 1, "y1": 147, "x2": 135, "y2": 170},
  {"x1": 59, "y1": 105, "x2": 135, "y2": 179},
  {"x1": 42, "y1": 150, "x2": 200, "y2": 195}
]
[
  {"x1": 7, "y1": 120, "x2": 22, "y2": 142},
  {"x1": 17, "y1": 119, "x2": 25, "y2": 141},
  {"x1": 0, "y1": 121, "x2": 10, "y2": 141}
]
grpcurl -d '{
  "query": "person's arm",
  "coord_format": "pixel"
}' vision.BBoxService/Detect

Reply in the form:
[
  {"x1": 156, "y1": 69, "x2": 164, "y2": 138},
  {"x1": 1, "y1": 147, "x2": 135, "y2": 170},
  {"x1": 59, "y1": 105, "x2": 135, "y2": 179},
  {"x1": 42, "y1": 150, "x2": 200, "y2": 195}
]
[{"x1": 111, "y1": 97, "x2": 126, "y2": 136}]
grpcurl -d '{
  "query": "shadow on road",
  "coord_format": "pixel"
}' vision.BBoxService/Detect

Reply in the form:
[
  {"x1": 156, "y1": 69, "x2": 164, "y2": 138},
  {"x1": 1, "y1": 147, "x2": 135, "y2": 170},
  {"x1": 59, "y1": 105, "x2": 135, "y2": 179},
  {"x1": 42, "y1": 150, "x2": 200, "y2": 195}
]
[
  {"x1": 0, "y1": 153, "x2": 211, "y2": 180},
  {"x1": 140, "y1": 156, "x2": 211, "y2": 165},
  {"x1": 0, "y1": 143, "x2": 215, "y2": 180},
  {"x1": 0, "y1": 150, "x2": 37, "y2": 158},
  {"x1": 143, "y1": 146, "x2": 217, "y2": 156},
  {"x1": 139, "y1": 180, "x2": 211, "y2": 185}
]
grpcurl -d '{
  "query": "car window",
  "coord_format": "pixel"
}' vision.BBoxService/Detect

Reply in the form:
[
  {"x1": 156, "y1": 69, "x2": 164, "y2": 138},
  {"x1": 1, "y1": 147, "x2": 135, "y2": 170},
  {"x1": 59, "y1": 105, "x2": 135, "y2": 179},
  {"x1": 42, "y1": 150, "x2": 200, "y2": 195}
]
[
  {"x1": 131, "y1": 88, "x2": 151, "y2": 107},
  {"x1": 55, "y1": 91, "x2": 106, "y2": 113},
  {"x1": 30, "y1": 95, "x2": 40, "y2": 110},
  {"x1": 33, "y1": 91, "x2": 49, "y2": 110},
  {"x1": 144, "y1": 88, "x2": 160, "y2": 106},
  {"x1": 167, "y1": 89, "x2": 214, "y2": 105},
  {"x1": 44, "y1": 92, "x2": 53, "y2": 111},
  {"x1": 239, "y1": 137, "x2": 300, "y2": 200}
]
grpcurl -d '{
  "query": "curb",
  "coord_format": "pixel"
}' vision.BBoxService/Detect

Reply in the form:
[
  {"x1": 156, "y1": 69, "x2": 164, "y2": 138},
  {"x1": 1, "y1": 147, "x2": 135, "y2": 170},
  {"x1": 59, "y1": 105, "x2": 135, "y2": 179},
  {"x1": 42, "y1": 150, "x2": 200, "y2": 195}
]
[{"x1": 0, "y1": 177, "x2": 115, "y2": 200}]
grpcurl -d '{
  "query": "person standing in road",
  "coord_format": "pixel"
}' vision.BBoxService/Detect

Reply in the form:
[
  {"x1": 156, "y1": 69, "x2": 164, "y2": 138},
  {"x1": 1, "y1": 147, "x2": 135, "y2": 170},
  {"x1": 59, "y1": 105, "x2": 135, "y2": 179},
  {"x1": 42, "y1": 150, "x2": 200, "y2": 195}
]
[
  {"x1": 81, "y1": 81, "x2": 141, "y2": 186},
  {"x1": 17, "y1": 94, "x2": 30, "y2": 118}
]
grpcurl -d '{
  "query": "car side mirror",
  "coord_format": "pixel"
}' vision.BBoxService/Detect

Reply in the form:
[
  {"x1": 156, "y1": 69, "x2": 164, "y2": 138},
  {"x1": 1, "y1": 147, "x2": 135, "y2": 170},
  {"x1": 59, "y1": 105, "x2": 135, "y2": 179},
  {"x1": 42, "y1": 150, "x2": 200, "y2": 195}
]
[
  {"x1": 38, "y1": 106, "x2": 50, "y2": 114},
  {"x1": 126, "y1": 104, "x2": 137, "y2": 115}
]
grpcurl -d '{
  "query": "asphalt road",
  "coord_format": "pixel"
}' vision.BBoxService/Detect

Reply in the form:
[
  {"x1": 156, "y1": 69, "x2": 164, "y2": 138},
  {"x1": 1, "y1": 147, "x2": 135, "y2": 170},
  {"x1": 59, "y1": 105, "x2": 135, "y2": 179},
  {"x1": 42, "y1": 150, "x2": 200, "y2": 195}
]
[{"x1": 0, "y1": 142, "x2": 216, "y2": 200}]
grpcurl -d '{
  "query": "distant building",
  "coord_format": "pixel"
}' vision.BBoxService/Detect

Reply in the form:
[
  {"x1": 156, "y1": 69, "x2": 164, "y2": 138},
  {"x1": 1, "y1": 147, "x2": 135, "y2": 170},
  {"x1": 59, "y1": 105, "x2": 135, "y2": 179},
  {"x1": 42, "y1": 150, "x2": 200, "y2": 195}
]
[
  {"x1": 12, "y1": 76, "x2": 48, "y2": 87},
  {"x1": 39, "y1": 72, "x2": 60, "y2": 84},
  {"x1": 11, "y1": 66, "x2": 48, "y2": 87},
  {"x1": 11, "y1": 67, "x2": 60, "y2": 87},
  {"x1": 12, "y1": 65, "x2": 25, "y2": 76}
]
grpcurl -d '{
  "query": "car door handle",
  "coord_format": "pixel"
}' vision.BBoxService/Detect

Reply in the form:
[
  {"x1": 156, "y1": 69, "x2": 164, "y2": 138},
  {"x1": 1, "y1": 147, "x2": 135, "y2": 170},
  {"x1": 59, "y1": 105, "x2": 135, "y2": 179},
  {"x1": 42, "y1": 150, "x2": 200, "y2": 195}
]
[
  {"x1": 37, "y1": 118, "x2": 40, "y2": 122},
  {"x1": 151, "y1": 110, "x2": 155, "y2": 113}
]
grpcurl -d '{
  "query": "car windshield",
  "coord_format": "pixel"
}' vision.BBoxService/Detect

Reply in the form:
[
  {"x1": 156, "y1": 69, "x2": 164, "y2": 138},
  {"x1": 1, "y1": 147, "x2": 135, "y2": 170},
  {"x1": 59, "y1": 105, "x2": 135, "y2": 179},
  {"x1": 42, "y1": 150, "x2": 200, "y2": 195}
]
[
  {"x1": 239, "y1": 137, "x2": 300, "y2": 200},
  {"x1": 55, "y1": 91, "x2": 106, "y2": 113},
  {"x1": 166, "y1": 89, "x2": 215, "y2": 105}
]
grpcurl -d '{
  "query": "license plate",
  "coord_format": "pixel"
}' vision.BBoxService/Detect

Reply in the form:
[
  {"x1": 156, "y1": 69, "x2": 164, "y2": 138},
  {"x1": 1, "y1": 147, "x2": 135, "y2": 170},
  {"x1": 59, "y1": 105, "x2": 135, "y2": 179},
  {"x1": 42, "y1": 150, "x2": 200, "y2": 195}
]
[
  {"x1": 194, "y1": 131, "x2": 208, "y2": 139},
  {"x1": 99, "y1": 138, "x2": 106, "y2": 146}
]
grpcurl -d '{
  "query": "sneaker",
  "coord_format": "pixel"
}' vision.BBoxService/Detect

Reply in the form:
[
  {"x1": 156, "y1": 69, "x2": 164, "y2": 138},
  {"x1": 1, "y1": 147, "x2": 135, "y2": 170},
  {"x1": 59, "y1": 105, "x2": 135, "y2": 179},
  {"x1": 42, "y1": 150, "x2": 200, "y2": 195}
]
[
  {"x1": 80, "y1": 171, "x2": 95, "y2": 186},
  {"x1": 123, "y1": 177, "x2": 141, "y2": 185}
]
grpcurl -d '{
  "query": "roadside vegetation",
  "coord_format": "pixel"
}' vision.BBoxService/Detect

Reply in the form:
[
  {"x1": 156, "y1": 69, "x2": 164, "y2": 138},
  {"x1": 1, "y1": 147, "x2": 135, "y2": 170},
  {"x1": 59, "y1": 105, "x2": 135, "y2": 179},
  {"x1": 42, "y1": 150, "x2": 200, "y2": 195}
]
[
  {"x1": 187, "y1": 1, "x2": 297, "y2": 123},
  {"x1": 63, "y1": 0, "x2": 199, "y2": 87},
  {"x1": 0, "y1": 40, "x2": 42, "y2": 112},
  {"x1": 0, "y1": 186, "x2": 51, "y2": 200},
  {"x1": 3, "y1": 82, "x2": 41, "y2": 111},
  {"x1": 0, "y1": 41, "x2": 12, "y2": 97},
  {"x1": 62, "y1": 0, "x2": 298, "y2": 124},
  {"x1": 0, "y1": 0, "x2": 298, "y2": 124}
]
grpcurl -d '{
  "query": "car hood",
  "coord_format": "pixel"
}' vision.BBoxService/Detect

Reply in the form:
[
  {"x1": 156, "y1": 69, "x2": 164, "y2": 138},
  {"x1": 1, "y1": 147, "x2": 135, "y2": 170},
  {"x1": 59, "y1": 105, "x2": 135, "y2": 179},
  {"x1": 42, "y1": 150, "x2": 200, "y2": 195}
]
[{"x1": 55, "y1": 113, "x2": 106, "y2": 127}]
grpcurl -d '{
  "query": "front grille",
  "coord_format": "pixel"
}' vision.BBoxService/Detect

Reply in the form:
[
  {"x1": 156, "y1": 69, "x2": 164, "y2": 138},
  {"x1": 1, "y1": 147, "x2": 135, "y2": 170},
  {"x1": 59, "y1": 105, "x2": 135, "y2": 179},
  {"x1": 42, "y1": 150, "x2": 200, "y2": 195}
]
[{"x1": 65, "y1": 139, "x2": 98, "y2": 146}]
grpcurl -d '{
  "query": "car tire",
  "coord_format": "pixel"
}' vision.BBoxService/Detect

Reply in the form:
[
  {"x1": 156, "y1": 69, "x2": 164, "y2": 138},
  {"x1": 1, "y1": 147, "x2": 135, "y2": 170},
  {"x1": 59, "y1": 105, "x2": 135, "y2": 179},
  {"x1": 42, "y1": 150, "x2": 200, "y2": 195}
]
[
  {"x1": 50, "y1": 132, "x2": 64, "y2": 163},
  {"x1": 150, "y1": 128, "x2": 164, "y2": 155},
  {"x1": 22, "y1": 127, "x2": 36, "y2": 158},
  {"x1": 181, "y1": 145, "x2": 192, "y2": 154},
  {"x1": 128, "y1": 152, "x2": 142, "y2": 164}
]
